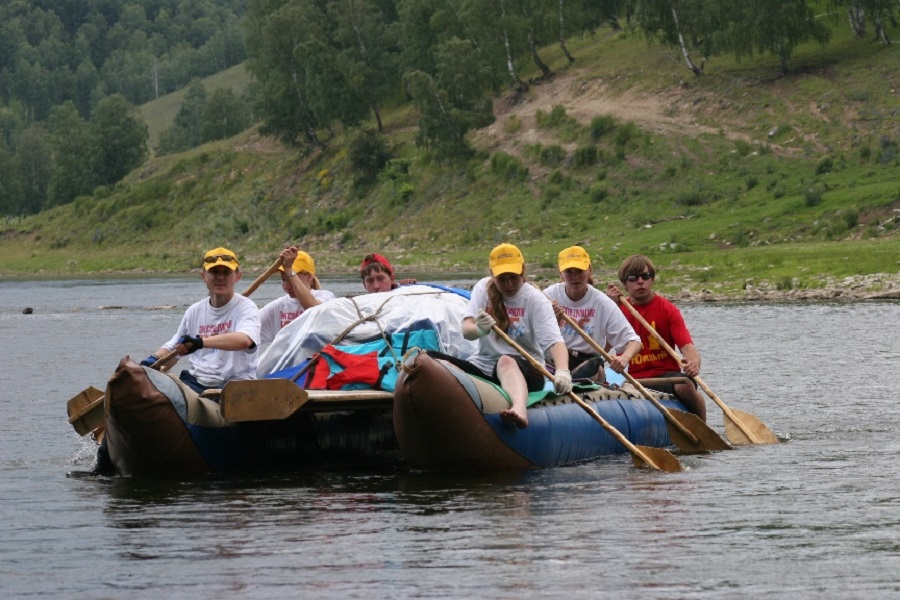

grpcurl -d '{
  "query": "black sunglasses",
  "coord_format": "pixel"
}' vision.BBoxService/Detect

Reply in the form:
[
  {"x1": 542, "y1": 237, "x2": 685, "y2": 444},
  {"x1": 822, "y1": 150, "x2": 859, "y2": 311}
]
[
  {"x1": 204, "y1": 254, "x2": 237, "y2": 264},
  {"x1": 626, "y1": 272, "x2": 653, "y2": 282}
]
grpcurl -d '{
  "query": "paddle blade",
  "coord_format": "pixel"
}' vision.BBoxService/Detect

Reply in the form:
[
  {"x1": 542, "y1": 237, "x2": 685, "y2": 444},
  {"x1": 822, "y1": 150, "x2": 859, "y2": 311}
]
[
  {"x1": 221, "y1": 379, "x2": 309, "y2": 422},
  {"x1": 630, "y1": 445, "x2": 684, "y2": 472},
  {"x1": 666, "y1": 409, "x2": 732, "y2": 454},
  {"x1": 724, "y1": 408, "x2": 779, "y2": 445},
  {"x1": 67, "y1": 386, "x2": 106, "y2": 436}
]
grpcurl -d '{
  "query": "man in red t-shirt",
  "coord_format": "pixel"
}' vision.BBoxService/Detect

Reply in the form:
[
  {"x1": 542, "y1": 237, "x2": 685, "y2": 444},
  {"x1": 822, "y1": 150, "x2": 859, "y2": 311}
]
[{"x1": 607, "y1": 254, "x2": 706, "y2": 420}]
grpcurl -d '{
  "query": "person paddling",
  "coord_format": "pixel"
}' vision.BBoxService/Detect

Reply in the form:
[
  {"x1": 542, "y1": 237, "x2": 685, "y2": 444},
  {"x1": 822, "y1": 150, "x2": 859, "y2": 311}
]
[
  {"x1": 544, "y1": 245, "x2": 641, "y2": 383},
  {"x1": 444, "y1": 243, "x2": 571, "y2": 428},
  {"x1": 140, "y1": 246, "x2": 261, "y2": 394},
  {"x1": 94, "y1": 246, "x2": 261, "y2": 475},
  {"x1": 607, "y1": 254, "x2": 707, "y2": 421},
  {"x1": 259, "y1": 246, "x2": 335, "y2": 344}
]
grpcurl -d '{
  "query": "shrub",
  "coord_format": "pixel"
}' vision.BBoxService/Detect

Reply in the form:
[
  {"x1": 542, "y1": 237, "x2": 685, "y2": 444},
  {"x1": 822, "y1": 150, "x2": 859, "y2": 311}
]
[
  {"x1": 539, "y1": 145, "x2": 566, "y2": 167},
  {"x1": 573, "y1": 145, "x2": 599, "y2": 167},
  {"x1": 589, "y1": 115, "x2": 616, "y2": 140},
  {"x1": 347, "y1": 129, "x2": 391, "y2": 184},
  {"x1": 804, "y1": 187, "x2": 824, "y2": 207},
  {"x1": 536, "y1": 105, "x2": 570, "y2": 129},
  {"x1": 490, "y1": 151, "x2": 529, "y2": 182},
  {"x1": 816, "y1": 157, "x2": 834, "y2": 174}
]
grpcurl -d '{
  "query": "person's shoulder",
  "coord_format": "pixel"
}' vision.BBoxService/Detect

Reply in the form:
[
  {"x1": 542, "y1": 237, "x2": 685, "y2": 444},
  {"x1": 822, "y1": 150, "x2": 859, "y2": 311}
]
[
  {"x1": 233, "y1": 294, "x2": 261, "y2": 310},
  {"x1": 587, "y1": 285, "x2": 616, "y2": 305},
  {"x1": 543, "y1": 282, "x2": 564, "y2": 297}
]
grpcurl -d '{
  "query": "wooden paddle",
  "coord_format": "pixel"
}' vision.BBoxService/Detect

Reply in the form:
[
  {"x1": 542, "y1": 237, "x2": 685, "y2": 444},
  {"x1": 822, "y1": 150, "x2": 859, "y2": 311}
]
[
  {"x1": 241, "y1": 257, "x2": 284, "y2": 297},
  {"x1": 490, "y1": 325, "x2": 683, "y2": 472},
  {"x1": 559, "y1": 314, "x2": 729, "y2": 453},
  {"x1": 220, "y1": 378, "x2": 310, "y2": 422},
  {"x1": 617, "y1": 296, "x2": 778, "y2": 445},
  {"x1": 220, "y1": 345, "x2": 325, "y2": 422}
]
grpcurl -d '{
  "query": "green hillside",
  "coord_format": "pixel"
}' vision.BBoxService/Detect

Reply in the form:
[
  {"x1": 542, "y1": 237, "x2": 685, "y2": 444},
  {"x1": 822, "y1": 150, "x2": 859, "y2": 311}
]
[
  {"x1": 1, "y1": 23, "x2": 898, "y2": 298},
  {"x1": 137, "y1": 64, "x2": 252, "y2": 154}
]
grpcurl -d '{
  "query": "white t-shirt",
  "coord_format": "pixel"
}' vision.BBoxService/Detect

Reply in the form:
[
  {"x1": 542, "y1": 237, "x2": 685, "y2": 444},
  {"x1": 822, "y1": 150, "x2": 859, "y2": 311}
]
[
  {"x1": 465, "y1": 277, "x2": 563, "y2": 375},
  {"x1": 259, "y1": 289, "x2": 336, "y2": 344},
  {"x1": 544, "y1": 283, "x2": 640, "y2": 354},
  {"x1": 163, "y1": 294, "x2": 261, "y2": 387}
]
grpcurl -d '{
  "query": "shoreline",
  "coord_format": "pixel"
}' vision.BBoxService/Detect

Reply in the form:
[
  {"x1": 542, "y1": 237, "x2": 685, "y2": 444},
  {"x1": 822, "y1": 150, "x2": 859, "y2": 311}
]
[{"x1": 3, "y1": 266, "x2": 899, "y2": 304}]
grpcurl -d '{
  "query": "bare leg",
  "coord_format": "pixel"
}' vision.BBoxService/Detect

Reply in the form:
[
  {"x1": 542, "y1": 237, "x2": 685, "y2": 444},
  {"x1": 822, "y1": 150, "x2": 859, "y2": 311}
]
[
  {"x1": 496, "y1": 355, "x2": 529, "y2": 428},
  {"x1": 675, "y1": 381, "x2": 706, "y2": 421}
]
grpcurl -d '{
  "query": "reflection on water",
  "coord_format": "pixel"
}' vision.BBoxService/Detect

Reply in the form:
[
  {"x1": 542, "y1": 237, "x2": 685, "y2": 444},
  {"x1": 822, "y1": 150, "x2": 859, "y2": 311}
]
[{"x1": 2, "y1": 278, "x2": 900, "y2": 598}]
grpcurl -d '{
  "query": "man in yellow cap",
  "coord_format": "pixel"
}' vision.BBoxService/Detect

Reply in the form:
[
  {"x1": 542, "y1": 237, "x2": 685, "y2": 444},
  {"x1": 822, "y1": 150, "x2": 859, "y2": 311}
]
[
  {"x1": 545, "y1": 246, "x2": 641, "y2": 382},
  {"x1": 140, "y1": 246, "x2": 261, "y2": 393},
  {"x1": 260, "y1": 245, "x2": 335, "y2": 344}
]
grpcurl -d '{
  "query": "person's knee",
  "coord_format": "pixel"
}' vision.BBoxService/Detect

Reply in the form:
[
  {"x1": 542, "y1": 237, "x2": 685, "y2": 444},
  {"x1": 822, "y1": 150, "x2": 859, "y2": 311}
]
[{"x1": 496, "y1": 355, "x2": 517, "y2": 372}]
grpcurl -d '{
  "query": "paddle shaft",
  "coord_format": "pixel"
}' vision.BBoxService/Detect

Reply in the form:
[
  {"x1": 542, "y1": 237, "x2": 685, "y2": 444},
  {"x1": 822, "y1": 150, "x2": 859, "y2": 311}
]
[
  {"x1": 490, "y1": 325, "x2": 681, "y2": 472},
  {"x1": 559, "y1": 313, "x2": 702, "y2": 444},
  {"x1": 617, "y1": 296, "x2": 763, "y2": 444},
  {"x1": 241, "y1": 258, "x2": 284, "y2": 297}
]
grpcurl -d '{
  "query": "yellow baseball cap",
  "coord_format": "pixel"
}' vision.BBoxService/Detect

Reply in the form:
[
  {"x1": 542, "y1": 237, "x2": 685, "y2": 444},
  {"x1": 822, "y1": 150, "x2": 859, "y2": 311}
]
[
  {"x1": 489, "y1": 243, "x2": 524, "y2": 276},
  {"x1": 558, "y1": 246, "x2": 591, "y2": 271},
  {"x1": 202, "y1": 247, "x2": 239, "y2": 270},
  {"x1": 279, "y1": 251, "x2": 316, "y2": 276}
]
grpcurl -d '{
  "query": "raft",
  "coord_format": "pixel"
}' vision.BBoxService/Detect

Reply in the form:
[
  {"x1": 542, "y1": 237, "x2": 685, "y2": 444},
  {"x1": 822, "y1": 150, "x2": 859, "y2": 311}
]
[
  {"x1": 73, "y1": 285, "x2": 687, "y2": 476},
  {"x1": 102, "y1": 356, "x2": 398, "y2": 477},
  {"x1": 393, "y1": 351, "x2": 684, "y2": 470}
]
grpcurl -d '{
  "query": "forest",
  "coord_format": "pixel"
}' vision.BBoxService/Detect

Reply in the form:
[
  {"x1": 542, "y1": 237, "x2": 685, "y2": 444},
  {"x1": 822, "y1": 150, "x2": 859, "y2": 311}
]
[{"x1": 0, "y1": 0, "x2": 895, "y2": 218}]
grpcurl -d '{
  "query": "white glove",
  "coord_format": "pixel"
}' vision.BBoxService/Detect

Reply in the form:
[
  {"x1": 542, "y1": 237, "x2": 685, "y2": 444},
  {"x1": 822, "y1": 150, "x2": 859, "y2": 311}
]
[
  {"x1": 474, "y1": 311, "x2": 496, "y2": 337},
  {"x1": 554, "y1": 369, "x2": 572, "y2": 395}
]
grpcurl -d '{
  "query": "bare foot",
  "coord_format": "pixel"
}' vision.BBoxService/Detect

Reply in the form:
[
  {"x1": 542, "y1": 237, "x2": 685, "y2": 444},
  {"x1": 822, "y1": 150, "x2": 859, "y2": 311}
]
[{"x1": 500, "y1": 406, "x2": 528, "y2": 429}]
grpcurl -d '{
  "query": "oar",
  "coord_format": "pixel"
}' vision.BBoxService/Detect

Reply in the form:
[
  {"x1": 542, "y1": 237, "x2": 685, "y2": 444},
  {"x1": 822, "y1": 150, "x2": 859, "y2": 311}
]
[
  {"x1": 220, "y1": 344, "x2": 326, "y2": 422},
  {"x1": 490, "y1": 325, "x2": 683, "y2": 472},
  {"x1": 66, "y1": 349, "x2": 179, "y2": 439},
  {"x1": 618, "y1": 297, "x2": 778, "y2": 445},
  {"x1": 559, "y1": 314, "x2": 729, "y2": 453},
  {"x1": 241, "y1": 257, "x2": 284, "y2": 297}
]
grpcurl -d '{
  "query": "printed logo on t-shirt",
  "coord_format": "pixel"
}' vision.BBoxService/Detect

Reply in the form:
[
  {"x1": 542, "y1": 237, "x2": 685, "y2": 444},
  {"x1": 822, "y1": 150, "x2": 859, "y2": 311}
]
[
  {"x1": 507, "y1": 306, "x2": 526, "y2": 337},
  {"x1": 198, "y1": 320, "x2": 233, "y2": 337},
  {"x1": 280, "y1": 309, "x2": 303, "y2": 328},
  {"x1": 562, "y1": 306, "x2": 596, "y2": 337}
]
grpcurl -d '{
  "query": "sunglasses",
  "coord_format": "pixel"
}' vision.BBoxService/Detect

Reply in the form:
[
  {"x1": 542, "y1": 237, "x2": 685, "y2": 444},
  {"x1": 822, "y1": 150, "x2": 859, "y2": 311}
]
[
  {"x1": 204, "y1": 255, "x2": 237, "y2": 264},
  {"x1": 626, "y1": 272, "x2": 654, "y2": 282}
]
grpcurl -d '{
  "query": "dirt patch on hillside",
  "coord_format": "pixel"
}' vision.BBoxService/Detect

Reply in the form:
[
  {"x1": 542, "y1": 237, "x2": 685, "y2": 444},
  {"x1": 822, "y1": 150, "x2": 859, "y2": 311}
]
[{"x1": 472, "y1": 71, "x2": 745, "y2": 157}]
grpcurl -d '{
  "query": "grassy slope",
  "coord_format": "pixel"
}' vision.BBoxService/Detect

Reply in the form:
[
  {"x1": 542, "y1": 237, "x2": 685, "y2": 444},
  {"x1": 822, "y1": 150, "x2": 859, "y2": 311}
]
[{"x1": 1, "y1": 23, "x2": 898, "y2": 298}]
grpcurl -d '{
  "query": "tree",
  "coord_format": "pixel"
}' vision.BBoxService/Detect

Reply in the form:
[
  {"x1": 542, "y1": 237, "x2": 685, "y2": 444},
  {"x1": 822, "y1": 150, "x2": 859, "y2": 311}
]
[
  {"x1": 47, "y1": 102, "x2": 95, "y2": 207},
  {"x1": 327, "y1": 0, "x2": 401, "y2": 132},
  {"x1": 404, "y1": 38, "x2": 495, "y2": 159},
  {"x1": 89, "y1": 94, "x2": 148, "y2": 186},
  {"x1": 835, "y1": 0, "x2": 895, "y2": 44},
  {"x1": 245, "y1": 0, "x2": 330, "y2": 149},
  {"x1": 16, "y1": 124, "x2": 52, "y2": 215},
  {"x1": 201, "y1": 88, "x2": 252, "y2": 143},
  {"x1": 0, "y1": 139, "x2": 24, "y2": 216}
]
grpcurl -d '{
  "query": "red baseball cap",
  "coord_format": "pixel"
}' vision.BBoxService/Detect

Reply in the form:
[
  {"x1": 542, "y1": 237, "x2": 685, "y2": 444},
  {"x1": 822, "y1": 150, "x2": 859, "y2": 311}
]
[{"x1": 359, "y1": 253, "x2": 393, "y2": 276}]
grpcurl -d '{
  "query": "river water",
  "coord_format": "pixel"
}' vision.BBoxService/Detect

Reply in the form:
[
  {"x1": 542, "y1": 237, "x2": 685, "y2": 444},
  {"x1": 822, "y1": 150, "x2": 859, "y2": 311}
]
[{"x1": 1, "y1": 277, "x2": 899, "y2": 598}]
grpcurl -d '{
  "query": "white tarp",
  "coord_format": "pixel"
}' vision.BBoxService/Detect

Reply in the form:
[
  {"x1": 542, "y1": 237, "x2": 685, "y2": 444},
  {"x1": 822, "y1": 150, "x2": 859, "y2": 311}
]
[{"x1": 258, "y1": 284, "x2": 478, "y2": 376}]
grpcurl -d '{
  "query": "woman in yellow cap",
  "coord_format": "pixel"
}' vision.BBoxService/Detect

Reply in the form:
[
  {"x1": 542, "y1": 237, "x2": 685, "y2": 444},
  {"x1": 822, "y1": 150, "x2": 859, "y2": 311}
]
[
  {"x1": 455, "y1": 243, "x2": 571, "y2": 428},
  {"x1": 259, "y1": 245, "x2": 335, "y2": 344},
  {"x1": 544, "y1": 246, "x2": 642, "y2": 382}
]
